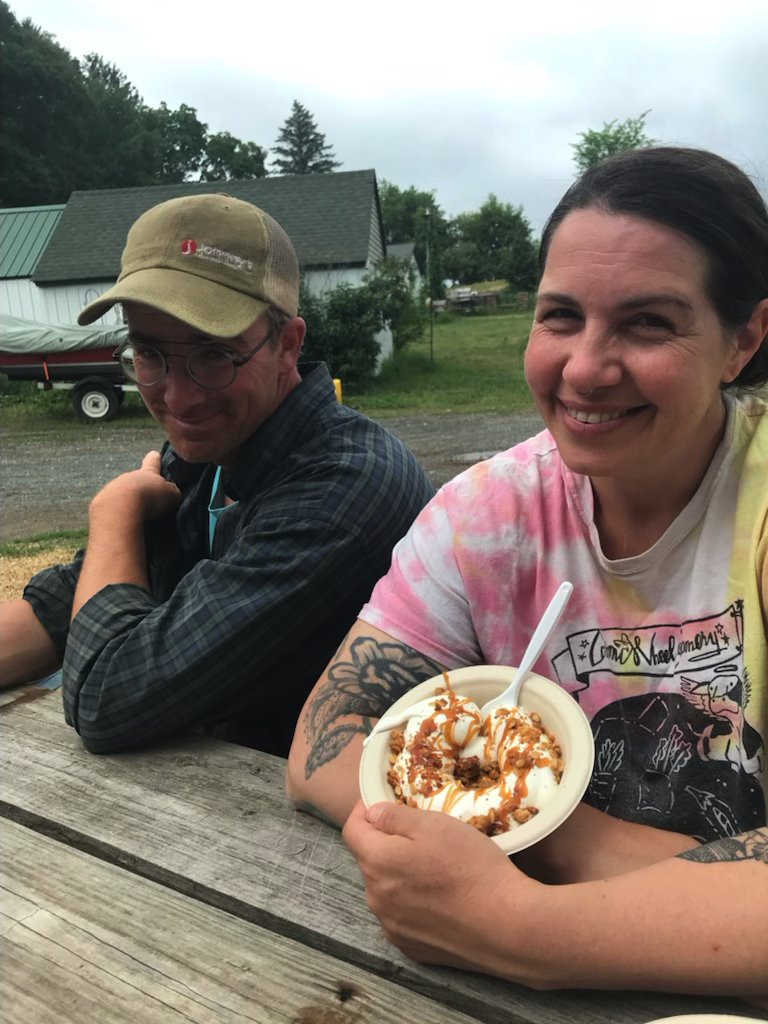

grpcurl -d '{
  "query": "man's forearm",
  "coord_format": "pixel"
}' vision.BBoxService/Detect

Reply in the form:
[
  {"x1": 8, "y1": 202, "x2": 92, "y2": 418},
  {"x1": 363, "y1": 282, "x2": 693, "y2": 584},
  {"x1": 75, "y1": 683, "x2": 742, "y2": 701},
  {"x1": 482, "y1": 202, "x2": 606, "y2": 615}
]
[
  {"x1": 72, "y1": 451, "x2": 180, "y2": 619},
  {"x1": 72, "y1": 507, "x2": 148, "y2": 619}
]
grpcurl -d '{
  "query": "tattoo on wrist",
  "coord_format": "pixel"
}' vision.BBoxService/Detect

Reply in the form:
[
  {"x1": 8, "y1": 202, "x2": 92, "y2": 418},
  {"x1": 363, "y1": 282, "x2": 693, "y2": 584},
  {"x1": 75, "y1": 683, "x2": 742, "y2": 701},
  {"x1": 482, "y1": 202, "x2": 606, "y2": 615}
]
[
  {"x1": 303, "y1": 635, "x2": 441, "y2": 778},
  {"x1": 677, "y1": 827, "x2": 768, "y2": 864}
]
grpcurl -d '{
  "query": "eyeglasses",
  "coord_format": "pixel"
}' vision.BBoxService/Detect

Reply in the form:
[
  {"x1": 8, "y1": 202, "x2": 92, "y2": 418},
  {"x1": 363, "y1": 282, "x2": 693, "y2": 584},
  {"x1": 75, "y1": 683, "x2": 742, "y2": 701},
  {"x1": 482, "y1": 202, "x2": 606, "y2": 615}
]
[{"x1": 114, "y1": 331, "x2": 276, "y2": 391}]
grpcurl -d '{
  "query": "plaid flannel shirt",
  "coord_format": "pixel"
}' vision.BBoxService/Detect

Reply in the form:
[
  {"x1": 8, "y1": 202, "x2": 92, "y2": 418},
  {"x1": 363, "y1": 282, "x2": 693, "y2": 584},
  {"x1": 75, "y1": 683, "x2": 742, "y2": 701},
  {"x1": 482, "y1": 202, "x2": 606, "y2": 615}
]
[{"x1": 25, "y1": 363, "x2": 435, "y2": 756}]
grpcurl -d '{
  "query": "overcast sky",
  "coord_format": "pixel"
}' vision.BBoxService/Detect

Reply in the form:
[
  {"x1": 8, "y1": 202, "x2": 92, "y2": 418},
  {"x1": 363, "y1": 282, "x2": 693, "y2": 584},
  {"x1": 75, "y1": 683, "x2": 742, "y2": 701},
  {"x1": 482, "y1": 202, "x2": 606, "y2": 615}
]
[{"x1": 10, "y1": 0, "x2": 768, "y2": 234}]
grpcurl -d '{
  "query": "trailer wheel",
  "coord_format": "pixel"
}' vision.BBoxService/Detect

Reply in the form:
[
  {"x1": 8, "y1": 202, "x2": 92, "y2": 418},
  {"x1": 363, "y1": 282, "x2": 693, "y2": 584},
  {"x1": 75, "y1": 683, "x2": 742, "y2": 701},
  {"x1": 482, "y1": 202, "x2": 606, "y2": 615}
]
[{"x1": 72, "y1": 381, "x2": 119, "y2": 422}]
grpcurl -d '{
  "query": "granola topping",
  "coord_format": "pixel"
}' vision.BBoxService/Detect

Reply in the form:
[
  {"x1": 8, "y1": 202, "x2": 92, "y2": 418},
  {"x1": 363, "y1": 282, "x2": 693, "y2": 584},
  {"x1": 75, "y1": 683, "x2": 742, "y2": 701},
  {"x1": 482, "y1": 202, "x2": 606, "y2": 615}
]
[{"x1": 387, "y1": 682, "x2": 563, "y2": 835}]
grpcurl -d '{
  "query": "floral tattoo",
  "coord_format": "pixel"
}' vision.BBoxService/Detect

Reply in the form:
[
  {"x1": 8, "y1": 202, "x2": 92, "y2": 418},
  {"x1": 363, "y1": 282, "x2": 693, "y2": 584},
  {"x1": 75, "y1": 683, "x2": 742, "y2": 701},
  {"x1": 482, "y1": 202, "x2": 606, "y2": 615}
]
[{"x1": 303, "y1": 635, "x2": 442, "y2": 777}]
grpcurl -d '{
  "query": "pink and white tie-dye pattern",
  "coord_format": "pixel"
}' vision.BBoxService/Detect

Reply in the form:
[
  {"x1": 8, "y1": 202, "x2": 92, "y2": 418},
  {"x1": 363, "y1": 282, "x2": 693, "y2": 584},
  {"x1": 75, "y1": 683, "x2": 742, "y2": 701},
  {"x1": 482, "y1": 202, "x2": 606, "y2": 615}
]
[{"x1": 361, "y1": 396, "x2": 768, "y2": 839}]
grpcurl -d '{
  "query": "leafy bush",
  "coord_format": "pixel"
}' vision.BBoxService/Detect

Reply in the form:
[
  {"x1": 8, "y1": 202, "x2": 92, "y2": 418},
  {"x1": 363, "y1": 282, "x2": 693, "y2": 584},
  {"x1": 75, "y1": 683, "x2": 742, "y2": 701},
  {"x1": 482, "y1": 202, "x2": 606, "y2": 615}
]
[
  {"x1": 299, "y1": 284, "x2": 382, "y2": 389},
  {"x1": 362, "y1": 256, "x2": 427, "y2": 352},
  {"x1": 299, "y1": 256, "x2": 428, "y2": 387}
]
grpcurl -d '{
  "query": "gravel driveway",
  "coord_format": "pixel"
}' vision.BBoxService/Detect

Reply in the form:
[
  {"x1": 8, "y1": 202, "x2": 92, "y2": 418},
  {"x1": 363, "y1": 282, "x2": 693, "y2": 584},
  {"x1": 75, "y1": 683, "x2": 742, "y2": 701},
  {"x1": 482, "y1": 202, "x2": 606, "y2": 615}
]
[{"x1": 0, "y1": 410, "x2": 543, "y2": 542}]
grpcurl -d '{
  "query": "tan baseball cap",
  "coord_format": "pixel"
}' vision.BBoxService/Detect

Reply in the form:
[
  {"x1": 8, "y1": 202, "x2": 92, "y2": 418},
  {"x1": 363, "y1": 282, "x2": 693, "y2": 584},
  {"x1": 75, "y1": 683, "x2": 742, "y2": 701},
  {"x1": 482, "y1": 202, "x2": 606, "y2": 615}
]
[{"x1": 78, "y1": 194, "x2": 300, "y2": 337}]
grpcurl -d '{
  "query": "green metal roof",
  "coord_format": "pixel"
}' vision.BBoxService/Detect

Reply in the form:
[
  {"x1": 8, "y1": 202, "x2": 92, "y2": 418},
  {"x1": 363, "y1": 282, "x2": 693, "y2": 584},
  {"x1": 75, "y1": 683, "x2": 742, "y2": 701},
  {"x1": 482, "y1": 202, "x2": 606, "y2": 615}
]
[
  {"x1": 33, "y1": 171, "x2": 384, "y2": 284},
  {"x1": 0, "y1": 205, "x2": 65, "y2": 278}
]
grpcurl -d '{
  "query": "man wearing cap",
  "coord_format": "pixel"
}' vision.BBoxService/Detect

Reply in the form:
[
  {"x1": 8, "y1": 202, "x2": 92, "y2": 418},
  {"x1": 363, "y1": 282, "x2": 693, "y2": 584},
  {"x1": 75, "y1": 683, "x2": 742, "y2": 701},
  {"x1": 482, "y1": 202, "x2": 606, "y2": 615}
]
[{"x1": 0, "y1": 194, "x2": 435, "y2": 756}]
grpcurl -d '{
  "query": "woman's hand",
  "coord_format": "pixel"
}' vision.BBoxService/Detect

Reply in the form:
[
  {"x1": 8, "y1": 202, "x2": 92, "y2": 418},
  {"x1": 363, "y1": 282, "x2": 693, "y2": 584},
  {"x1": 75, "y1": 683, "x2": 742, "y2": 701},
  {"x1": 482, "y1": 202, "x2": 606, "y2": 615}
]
[
  {"x1": 345, "y1": 800, "x2": 768, "y2": 997},
  {"x1": 343, "y1": 800, "x2": 539, "y2": 980}
]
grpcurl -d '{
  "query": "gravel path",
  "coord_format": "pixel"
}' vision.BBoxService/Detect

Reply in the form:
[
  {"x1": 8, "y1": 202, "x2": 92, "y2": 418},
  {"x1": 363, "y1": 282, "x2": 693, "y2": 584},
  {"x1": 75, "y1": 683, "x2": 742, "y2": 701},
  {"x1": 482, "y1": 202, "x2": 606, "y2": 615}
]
[{"x1": 0, "y1": 410, "x2": 543, "y2": 542}]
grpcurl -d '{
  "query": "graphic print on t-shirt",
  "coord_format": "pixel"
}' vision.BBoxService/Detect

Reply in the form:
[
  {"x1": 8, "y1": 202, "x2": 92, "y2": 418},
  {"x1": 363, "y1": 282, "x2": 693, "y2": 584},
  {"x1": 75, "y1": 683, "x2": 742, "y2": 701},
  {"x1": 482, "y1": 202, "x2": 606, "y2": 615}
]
[{"x1": 551, "y1": 600, "x2": 766, "y2": 841}]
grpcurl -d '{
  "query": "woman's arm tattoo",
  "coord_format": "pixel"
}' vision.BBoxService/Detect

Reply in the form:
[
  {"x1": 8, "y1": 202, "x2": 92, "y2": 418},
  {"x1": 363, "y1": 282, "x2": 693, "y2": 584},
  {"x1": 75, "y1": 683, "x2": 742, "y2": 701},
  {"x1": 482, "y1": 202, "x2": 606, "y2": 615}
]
[
  {"x1": 677, "y1": 827, "x2": 768, "y2": 864},
  {"x1": 303, "y1": 634, "x2": 442, "y2": 778}
]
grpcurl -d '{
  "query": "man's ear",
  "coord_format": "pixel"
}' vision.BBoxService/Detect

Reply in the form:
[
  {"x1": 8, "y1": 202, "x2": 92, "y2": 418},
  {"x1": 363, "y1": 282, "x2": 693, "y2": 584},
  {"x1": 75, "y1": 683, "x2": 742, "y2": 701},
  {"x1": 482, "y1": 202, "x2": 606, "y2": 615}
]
[
  {"x1": 277, "y1": 317, "x2": 306, "y2": 369},
  {"x1": 724, "y1": 298, "x2": 768, "y2": 382}
]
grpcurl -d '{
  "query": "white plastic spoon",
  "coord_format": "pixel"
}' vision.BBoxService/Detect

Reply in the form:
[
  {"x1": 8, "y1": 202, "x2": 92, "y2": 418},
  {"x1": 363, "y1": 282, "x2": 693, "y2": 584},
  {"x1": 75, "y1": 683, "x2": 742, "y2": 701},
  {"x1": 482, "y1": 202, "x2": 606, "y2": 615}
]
[
  {"x1": 363, "y1": 581, "x2": 574, "y2": 747},
  {"x1": 478, "y1": 580, "x2": 573, "y2": 720}
]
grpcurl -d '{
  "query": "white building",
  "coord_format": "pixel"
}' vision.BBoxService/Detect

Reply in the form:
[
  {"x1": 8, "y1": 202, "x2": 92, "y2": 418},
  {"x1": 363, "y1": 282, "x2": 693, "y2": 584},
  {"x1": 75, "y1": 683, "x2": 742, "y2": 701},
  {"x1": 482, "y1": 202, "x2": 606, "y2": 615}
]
[{"x1": 2, "y1": 170, "x2": 393, "y2": 367}]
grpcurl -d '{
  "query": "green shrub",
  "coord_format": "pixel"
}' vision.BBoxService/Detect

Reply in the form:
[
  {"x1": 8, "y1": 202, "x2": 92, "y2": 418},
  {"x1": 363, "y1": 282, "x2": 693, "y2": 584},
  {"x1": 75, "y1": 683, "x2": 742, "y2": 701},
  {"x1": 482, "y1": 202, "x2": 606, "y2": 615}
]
[
  {"x1": 300, "y1": 284, "x2": 382, "y2": 388},
  {"x1": 362, "y1": 257, "x2": 427, "y2": 352},
  {"x1": 298, "y1": 256, "x2": 429, "y2": 387}
]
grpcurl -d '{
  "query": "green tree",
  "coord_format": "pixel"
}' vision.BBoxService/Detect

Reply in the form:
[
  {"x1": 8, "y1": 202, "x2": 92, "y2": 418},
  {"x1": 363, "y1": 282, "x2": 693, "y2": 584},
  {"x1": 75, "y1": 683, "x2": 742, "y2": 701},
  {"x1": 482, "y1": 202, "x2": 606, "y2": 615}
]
[
  {"x1": 200, "y1": 133, "x2": 266, "y2": 182},
  {"x1": 200, "y1": 132, "x2": 267, "y2": 181},
  {"x1": 572, "y1": 111, "x2": 655, "y2": 173},
  {"x1": 0, "y1": 2, "x2": 270, "y2": 202},
  {"x1": 143, "y1": 102, "x2": 208, "y2": 183},
  {"x1": 79, "y1": 54, "x2": 154, "y2": 189},
  {"x1": 271, "y1": 100, "x2": 340, "y2": 175},
  {"x1": 378, "y1": 181, "x2": 449, "y2": 298},
  {"x1": 443, "y1": 195, "x2": 538, "y2": 290},
  {"x1": 0, "y1": 2, "x2": 92, "y2": 205}
]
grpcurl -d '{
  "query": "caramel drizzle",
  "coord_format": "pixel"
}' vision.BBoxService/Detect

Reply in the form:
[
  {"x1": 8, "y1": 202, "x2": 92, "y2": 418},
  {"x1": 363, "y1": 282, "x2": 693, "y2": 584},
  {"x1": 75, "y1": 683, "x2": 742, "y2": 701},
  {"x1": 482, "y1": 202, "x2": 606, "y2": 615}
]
[{"x1": 400, "y1": 675, "x2": 561, "y2": 831}]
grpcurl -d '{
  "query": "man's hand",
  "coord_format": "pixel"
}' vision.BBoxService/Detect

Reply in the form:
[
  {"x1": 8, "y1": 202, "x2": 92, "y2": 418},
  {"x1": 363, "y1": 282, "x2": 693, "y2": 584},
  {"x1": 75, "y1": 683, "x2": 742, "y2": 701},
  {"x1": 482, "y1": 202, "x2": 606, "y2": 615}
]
[
  {"x1": 89, "y1": 451, "x2": 181, "y2": 523},
  {"x1": 342, "y1": 800, "x2": 534, "y2": 978},
  {"x1": 72, "y1": 452, "x2": 181, "y2": 618}
]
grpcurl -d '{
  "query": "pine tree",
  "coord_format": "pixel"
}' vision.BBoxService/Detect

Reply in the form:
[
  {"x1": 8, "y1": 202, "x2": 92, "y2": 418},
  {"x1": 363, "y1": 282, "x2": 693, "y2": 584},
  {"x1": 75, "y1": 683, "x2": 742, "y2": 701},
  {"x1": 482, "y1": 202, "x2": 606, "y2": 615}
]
[{"x1": 271, "y1": 100, "x2": 341, "y2": 175}]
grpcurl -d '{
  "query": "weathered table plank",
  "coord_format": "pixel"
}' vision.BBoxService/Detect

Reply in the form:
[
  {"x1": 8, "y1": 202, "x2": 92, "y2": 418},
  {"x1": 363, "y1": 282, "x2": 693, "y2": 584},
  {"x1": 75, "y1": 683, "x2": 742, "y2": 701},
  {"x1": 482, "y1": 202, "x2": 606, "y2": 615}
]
[
  {"x1": 1, "y1": 690, "x2": 760, "y2": 1024},
  {"x1": 2, "y1": 819, "x2": 483, "y2": 1024}
]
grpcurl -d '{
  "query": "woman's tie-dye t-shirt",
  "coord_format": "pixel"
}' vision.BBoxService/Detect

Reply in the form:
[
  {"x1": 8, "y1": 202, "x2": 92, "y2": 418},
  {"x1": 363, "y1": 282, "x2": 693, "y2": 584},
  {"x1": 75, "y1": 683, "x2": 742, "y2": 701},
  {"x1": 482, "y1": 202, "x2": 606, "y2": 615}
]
[{"x1": 361, "y1": 394, "x2": 768, "y2": 841}]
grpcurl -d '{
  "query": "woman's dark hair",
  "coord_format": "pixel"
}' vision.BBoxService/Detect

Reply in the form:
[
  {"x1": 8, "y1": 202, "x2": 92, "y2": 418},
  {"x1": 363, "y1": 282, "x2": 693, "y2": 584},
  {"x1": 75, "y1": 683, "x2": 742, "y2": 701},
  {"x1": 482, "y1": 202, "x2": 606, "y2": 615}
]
[{"x1": 539, "y1": 147, "x2": 768, "y2": 389}]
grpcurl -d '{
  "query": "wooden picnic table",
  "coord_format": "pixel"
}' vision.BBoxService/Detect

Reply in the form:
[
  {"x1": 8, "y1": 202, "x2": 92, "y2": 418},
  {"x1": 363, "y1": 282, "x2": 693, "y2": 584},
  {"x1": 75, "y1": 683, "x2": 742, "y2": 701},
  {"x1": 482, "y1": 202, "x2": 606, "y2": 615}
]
[{"x1": 1, "y1": 685, "x2": 764, "y2": 1024}]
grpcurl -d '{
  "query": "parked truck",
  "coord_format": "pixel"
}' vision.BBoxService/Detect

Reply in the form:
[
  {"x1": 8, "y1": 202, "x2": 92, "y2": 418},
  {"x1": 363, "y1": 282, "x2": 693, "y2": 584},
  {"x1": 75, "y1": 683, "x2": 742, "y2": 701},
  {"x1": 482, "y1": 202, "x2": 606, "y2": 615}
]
[{"x1": 0, "y1": 315, "x2": 134, "y2": 422}]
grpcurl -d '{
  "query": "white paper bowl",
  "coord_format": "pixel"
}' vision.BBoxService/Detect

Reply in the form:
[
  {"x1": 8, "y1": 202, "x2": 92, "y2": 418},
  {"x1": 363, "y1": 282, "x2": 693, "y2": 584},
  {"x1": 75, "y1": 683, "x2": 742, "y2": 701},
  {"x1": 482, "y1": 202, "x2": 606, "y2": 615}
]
[
  {"x1": 644, "y1": 1017, "x2": 767, "y2": 1023},
  {"x1": 359, "y1": 665, "x2": 595, "y2": 855}
]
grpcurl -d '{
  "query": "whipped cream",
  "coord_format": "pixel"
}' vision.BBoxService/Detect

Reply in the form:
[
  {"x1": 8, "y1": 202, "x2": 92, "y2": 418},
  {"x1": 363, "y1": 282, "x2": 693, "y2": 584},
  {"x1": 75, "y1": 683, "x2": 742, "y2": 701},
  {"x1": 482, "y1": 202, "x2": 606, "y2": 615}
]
[{"x1": 387, "y1": 685, "x2": 562, "y2": 835}]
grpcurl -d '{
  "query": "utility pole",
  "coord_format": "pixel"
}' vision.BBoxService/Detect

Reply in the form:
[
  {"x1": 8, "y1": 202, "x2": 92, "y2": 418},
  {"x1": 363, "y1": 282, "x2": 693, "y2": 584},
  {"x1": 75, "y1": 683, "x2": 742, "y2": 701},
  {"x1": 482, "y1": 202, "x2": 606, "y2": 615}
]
[{"x1": 425, "y1": 207, "x2": 433, "y2": 365}]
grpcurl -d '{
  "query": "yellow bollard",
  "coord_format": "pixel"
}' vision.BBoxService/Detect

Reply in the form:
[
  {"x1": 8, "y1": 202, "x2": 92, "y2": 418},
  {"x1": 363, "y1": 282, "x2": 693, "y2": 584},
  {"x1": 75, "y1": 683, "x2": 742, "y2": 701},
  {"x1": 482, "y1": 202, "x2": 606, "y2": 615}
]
[{"x1": 333, "y1": 378, "x2": 343, "y2": 403}]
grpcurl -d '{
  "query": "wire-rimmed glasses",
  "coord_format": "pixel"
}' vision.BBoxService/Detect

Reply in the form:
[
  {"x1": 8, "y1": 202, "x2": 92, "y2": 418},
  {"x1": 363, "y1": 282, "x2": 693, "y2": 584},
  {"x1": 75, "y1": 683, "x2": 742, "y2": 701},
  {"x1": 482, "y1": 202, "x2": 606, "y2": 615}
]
[{"x1": 114, "y1": 331, "x2": 276, "y2": 391}]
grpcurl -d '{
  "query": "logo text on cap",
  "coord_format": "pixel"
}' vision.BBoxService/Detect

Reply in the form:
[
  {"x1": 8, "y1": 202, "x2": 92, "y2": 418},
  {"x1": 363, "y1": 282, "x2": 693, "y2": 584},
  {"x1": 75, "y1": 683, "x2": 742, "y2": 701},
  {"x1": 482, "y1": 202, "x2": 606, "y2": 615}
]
[{"x1": 180, "y1": 239, "x2": 252, "y2": 272}]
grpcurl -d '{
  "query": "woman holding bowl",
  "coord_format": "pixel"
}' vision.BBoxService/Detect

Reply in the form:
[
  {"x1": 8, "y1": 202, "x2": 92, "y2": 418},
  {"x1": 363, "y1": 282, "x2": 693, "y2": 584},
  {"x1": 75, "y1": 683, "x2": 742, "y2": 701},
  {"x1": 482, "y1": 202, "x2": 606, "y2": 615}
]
[{"x1": 287, "y1": 147, "x2": 768, "y2": 999}]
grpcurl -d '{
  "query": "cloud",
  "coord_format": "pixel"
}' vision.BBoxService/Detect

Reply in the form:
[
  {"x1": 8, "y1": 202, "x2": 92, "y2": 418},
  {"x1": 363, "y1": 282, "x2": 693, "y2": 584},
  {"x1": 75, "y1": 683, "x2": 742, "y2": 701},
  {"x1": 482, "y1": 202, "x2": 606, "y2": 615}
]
[{"x1": 10, "y1": 0, "x2": 768, "y2": 232}]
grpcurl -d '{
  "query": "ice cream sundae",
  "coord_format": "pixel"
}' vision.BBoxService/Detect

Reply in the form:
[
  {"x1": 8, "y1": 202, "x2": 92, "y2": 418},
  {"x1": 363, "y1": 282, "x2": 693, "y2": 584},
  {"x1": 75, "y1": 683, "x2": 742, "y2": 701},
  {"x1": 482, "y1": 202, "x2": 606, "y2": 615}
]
[{"x1": 387, "y1": 680, "x2": 563, "y2": 835}]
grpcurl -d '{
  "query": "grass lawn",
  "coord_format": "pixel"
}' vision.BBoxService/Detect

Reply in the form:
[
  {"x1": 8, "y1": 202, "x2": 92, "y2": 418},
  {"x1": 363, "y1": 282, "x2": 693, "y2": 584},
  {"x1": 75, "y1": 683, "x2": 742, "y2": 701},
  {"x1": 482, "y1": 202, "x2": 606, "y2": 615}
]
[
  {"x1": 348, "y1": 310, "x2": 535, "y2": 415},
  {"x1": 0, "y1": 530, "x2": 88, "y2": 559}
]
